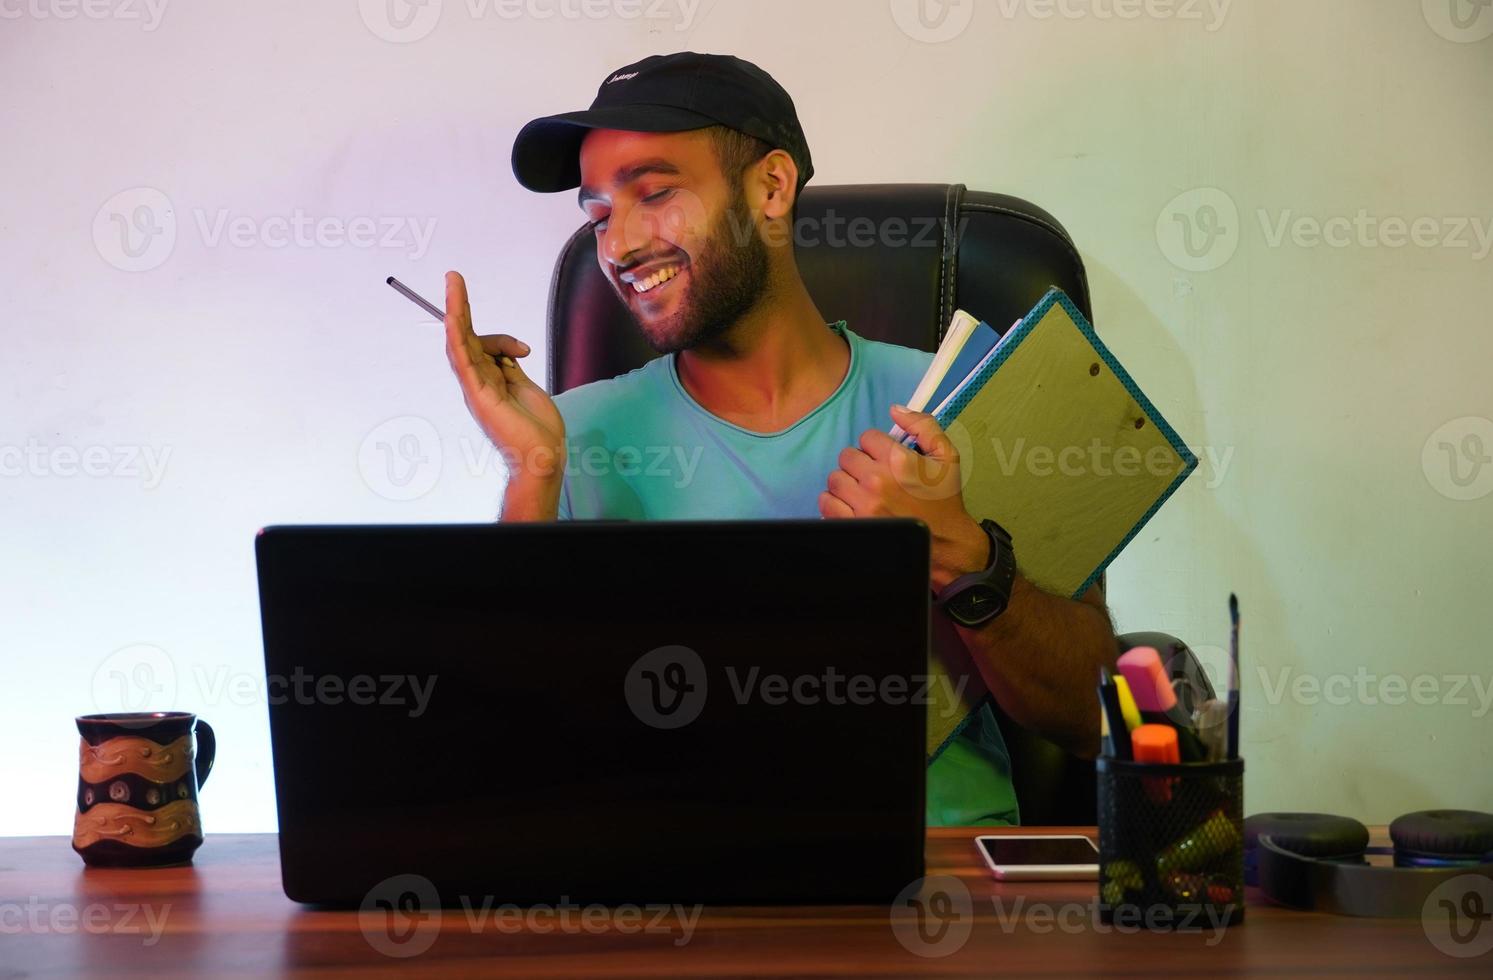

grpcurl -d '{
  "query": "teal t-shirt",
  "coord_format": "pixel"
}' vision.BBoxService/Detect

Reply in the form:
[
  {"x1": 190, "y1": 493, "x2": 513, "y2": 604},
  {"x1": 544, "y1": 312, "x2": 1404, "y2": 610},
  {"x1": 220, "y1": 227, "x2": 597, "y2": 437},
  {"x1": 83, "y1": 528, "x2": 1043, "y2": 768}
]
[{"x1": 551, "y1": 321, "x2": 1018, "y2": 826}]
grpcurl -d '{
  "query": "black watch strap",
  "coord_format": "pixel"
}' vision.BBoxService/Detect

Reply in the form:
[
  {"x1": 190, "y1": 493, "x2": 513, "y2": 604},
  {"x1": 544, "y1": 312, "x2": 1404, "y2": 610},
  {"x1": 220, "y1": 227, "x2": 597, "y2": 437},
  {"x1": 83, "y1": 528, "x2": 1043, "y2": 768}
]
[{"x1": 935, "y1": 519, "x2": 1017, "y2": 627}]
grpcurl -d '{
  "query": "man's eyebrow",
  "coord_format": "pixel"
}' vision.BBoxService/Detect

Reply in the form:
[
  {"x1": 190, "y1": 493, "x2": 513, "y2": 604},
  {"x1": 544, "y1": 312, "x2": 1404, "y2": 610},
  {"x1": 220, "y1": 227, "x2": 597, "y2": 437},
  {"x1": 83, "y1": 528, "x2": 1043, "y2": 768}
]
[{"x1": 577, "y1": 159, "x2": 683, "y2": 208}]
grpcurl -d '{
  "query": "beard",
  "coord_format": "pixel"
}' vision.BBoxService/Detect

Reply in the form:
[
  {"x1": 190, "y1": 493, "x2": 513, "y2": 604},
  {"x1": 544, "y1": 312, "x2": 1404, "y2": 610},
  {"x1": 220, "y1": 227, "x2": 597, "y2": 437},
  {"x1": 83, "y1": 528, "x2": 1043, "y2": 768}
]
[{"x1": 622, "y1": 183, "x2": 771, "y2": 355}]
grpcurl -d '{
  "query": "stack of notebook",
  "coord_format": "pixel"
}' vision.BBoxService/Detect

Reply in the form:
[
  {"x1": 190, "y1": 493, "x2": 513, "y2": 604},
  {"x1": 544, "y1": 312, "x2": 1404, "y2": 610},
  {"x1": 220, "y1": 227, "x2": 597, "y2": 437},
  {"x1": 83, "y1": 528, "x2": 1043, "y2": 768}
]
[{"x1": 894, "y1": 287, "x2": 1198, "y2": 599}]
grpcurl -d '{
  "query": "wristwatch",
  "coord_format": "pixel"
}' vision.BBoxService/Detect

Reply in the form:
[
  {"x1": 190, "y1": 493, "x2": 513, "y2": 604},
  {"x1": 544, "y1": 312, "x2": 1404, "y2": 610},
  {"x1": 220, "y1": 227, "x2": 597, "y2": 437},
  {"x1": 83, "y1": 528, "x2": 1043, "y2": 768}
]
[{"x1": 935, "y1": 518, "x2": 1017, "y2": 627}]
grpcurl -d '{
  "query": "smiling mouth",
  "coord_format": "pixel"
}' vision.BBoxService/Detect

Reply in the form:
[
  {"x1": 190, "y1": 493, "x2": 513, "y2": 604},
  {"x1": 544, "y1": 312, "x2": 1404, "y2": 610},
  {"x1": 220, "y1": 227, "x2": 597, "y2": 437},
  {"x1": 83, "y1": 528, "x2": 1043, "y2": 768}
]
[{"x1": 624, "y1": 261, "x2": 687, "y2": 298}]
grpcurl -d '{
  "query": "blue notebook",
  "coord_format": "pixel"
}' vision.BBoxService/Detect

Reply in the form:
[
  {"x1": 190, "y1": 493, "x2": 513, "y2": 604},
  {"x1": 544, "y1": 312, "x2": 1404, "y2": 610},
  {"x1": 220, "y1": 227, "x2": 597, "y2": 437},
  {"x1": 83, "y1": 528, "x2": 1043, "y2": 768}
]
[{"x1": 923, "y1": 320, "x2": 1002, "y2": 413}]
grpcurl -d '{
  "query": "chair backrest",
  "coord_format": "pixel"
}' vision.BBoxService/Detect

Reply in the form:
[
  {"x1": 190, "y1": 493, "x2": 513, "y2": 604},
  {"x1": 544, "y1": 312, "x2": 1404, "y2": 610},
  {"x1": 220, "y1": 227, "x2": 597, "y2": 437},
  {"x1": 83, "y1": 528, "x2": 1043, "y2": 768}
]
[
  {"x1": 546, "y1": 183, "x2": 1092, "y2": 394},
  {"x1": 545, "y1": 182, "x2": 1099, "y2": 823}
]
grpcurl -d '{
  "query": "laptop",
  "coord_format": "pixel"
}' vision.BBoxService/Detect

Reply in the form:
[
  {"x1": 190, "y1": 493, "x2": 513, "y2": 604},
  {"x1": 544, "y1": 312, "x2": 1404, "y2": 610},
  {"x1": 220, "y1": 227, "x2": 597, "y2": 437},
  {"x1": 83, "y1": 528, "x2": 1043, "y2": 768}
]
[{"x1": 255, "y1": 519, "x2": 929, "y2": 907}]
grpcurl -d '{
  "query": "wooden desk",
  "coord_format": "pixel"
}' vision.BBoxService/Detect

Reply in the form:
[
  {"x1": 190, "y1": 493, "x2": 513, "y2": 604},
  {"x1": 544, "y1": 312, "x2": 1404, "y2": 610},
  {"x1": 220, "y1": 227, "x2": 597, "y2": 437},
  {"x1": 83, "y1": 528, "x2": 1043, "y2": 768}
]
[{"x1": 1, "y1": 828, "x2": 1485, "y2": 976}]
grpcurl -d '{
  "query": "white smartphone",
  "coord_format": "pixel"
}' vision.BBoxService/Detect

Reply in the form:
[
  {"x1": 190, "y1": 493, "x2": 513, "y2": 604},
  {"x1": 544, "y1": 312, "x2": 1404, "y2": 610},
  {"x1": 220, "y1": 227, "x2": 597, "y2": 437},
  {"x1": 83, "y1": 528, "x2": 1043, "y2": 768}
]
[{"x1": 975, "y1": 834, "x2": 1099, "y2": 880}]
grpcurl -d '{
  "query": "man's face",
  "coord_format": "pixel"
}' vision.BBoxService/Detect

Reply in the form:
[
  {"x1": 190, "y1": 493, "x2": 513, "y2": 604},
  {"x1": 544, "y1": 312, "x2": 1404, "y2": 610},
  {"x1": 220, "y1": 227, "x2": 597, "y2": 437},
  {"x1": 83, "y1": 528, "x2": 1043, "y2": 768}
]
[{"x1": 578, "y1": 129, "x2": 769, "y2": 354}]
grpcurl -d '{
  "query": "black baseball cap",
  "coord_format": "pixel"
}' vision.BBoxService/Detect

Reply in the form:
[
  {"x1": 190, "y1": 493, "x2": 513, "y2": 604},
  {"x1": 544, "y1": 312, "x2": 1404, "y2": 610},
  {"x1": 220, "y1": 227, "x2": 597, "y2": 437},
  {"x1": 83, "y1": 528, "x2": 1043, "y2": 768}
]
[{"x1": 511, "y1": 51, "x2": 813, "y2": 195}]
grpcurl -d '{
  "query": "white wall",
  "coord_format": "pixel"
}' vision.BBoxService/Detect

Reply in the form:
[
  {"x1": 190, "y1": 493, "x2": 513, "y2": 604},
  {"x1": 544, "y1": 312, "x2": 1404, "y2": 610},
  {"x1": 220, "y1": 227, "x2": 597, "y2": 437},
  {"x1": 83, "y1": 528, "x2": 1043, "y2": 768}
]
[{"x1": 1, "y1": 0, "x2": 1488, "y2": 834}]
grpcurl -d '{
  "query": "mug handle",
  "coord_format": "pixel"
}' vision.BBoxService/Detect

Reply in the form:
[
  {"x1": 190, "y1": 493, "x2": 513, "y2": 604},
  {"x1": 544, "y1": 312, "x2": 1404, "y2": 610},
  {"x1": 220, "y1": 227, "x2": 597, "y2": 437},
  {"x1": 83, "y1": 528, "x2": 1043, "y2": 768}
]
[{"x1": 193, "y1": 719, "x2": 216, "y2": 790}]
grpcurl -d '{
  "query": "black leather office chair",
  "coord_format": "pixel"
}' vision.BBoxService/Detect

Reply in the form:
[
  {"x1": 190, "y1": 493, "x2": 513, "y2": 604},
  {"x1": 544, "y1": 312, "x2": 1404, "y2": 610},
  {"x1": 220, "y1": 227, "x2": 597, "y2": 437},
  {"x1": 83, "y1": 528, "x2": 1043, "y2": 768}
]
[{"x1": 545, "y1": 183, "x2": 1197, "y2": 824}]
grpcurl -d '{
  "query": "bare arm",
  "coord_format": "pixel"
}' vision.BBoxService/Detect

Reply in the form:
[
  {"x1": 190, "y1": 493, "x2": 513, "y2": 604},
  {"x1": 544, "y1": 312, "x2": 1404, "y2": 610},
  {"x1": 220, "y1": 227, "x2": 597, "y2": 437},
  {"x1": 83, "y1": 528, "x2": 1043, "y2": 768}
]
[
  {"x1": 823, "y1": 403, "x2": 1119, "y2": 756},
  {"x1": 935, "y1": 526, "x2": 1118, "y2": 756}
]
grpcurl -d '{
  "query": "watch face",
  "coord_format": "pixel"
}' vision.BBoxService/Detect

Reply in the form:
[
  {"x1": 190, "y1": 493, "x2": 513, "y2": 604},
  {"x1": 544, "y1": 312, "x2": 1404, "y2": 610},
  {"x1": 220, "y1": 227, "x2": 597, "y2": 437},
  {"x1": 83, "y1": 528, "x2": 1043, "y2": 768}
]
[{"x1": 952, "y1": 585, "x2": 1005, "y2": 623}]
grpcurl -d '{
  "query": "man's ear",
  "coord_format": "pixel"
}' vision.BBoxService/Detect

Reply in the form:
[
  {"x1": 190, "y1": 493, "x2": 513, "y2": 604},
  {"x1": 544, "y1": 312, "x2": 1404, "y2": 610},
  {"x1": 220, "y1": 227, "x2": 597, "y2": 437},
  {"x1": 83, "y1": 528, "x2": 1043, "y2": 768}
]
[{"x1": 755, "y1": 148, "x2": 799, "y2": 222}]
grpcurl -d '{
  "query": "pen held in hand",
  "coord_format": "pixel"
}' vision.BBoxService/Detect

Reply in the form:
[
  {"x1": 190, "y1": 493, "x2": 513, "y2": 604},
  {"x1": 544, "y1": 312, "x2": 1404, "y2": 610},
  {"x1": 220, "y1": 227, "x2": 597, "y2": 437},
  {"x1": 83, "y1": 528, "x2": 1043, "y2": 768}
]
[
  {"x1": 387, "y1": 275, "x2": 445, "y2": 320},
  {"x1": 387, "y1": 275, "x2": 516, "y2": 367}
]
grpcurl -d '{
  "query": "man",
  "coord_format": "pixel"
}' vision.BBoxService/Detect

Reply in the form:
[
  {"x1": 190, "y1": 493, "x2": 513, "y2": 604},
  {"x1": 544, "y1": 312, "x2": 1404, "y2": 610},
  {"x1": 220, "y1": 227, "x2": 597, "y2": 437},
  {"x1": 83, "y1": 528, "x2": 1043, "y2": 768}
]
[{"x1": 442, "y1": 52, "x2": 1118, "y2": 825}]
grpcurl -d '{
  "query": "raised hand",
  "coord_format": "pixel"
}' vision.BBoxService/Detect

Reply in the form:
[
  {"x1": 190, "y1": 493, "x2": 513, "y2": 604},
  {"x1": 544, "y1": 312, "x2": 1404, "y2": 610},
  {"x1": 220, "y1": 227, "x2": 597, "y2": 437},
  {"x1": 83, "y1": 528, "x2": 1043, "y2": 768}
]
[{"x1": 442, "y1": 270, "x2": 566, "y2": 488}]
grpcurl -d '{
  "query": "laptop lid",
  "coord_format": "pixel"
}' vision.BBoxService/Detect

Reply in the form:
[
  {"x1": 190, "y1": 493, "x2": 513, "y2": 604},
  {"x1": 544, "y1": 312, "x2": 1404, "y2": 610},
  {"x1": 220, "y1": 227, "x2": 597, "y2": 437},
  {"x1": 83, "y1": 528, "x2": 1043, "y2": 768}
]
[{"x1": 256, "y1": 519, "x2": 929, "y2": 907}]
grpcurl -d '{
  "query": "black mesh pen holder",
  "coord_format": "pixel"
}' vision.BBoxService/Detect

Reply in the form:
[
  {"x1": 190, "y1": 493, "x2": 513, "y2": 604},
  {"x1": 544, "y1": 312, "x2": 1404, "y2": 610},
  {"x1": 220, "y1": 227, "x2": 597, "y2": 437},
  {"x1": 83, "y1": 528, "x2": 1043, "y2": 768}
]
[{"x1": 1096, "y1": 757, "x2": 1245, "y2": 928}]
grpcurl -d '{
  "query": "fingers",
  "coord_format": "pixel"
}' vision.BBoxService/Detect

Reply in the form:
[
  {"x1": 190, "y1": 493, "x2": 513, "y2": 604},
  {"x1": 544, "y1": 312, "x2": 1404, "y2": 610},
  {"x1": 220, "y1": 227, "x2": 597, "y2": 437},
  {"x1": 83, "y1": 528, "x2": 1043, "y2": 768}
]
[
  {"x1": 889, "y1": 404, "x2": 956, "y2": 461},
  {"x1": 445, "y1": 271, "x2": 490, "y2": 366},
  {"x1": 442, "y1": 271, "x2": 505, "y2": 396},
  {"x1": 444, "y1": 271, "x2": 531, "y2": 375},
  {"x1": 857, "y1": 426, "x2": 906, "y2": 462},
  {"x1": 444, "y1": 270, "x2": 471, "y2": 340},
  {"x1": 478, "y1": 334, "x2": 532, "y2": 360},
  {"x1": 443, "y1": 270, "x2": 476, "y2": 362},
  {"x1": 444, "y1": 326, "x2": 487, "y2": 397},
  {"x1": 825, "y1": 469, "x2": 876, "y2": 515},
  {"x1": 818, "y1": 490, "x2": 854, "y2": 519},
  {"x1": 836, "y1": 445, "x2": 879, "y2": 485},
  {"x1": 496, "y1": 350, "x2": 541, "y2": 389}
]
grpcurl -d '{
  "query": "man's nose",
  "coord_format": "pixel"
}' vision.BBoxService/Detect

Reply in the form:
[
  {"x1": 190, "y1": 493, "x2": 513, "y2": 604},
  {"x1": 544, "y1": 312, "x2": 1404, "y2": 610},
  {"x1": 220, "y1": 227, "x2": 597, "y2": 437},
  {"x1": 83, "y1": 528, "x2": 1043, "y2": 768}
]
[{"x1": 600, "y1": 201, "x2": 651, "y2": 269}]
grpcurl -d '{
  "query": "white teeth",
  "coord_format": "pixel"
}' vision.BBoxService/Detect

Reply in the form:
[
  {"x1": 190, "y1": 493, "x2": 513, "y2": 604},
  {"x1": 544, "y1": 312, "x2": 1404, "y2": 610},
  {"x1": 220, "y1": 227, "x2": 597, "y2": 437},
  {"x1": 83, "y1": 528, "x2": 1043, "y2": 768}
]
[{"x1": 631, "y1": 265, "x2": 680, "y2": 294}]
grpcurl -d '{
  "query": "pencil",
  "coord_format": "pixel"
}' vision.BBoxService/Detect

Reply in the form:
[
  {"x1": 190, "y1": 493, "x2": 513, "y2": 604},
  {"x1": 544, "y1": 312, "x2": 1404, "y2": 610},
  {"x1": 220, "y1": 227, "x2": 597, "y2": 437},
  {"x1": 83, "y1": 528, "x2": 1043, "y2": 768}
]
[
  {"x1": 1227, "y1": 593, "x2": 1240, "y2": 760},
  {"x1": 388, "y1": 275, "x2": 516, "y2": 368},
  {"x1": 387, "y1": 275, "x2": 446, "y2": 321}
]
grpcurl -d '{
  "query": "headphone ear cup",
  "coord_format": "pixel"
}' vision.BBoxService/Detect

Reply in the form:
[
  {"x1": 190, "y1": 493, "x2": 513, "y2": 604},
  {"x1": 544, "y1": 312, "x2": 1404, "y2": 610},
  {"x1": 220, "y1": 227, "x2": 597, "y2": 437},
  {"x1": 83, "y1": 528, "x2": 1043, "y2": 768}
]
[
  {"x1": 1388, "y1": 809, "x2": 1493, "y2": 864},
  {"x1": 1244, "y1": 812, "x2": 1369, "y2": 885}
]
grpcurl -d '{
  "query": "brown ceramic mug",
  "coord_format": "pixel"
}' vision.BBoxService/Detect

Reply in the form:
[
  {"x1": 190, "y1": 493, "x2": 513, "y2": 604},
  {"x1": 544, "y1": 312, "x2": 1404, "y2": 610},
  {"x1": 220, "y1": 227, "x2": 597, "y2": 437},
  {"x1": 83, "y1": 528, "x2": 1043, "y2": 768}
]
[{"x1": 73, "y1": 712, "x2": 216, "y2": 867}]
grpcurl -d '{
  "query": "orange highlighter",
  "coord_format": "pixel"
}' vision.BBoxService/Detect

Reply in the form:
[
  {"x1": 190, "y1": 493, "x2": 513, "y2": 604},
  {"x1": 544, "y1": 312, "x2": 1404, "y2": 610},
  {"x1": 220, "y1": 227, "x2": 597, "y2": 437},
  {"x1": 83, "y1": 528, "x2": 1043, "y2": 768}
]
[{"x1": 1132, "y1": 724, "x2": 1180, "y2": 804}]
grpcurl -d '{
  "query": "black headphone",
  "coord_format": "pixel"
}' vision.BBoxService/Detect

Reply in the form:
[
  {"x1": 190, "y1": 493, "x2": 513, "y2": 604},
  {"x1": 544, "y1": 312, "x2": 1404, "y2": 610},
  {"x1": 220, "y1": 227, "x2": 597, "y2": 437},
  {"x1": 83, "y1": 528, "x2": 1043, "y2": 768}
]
[{"x1": 1244, "y1": 809, "x2": 1493, "y2": 917}]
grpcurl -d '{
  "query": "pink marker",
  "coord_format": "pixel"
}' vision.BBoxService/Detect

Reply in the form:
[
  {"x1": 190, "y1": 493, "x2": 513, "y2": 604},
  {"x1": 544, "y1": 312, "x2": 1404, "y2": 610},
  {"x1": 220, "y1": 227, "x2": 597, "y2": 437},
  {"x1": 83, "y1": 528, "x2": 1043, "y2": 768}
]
[
  {"x1": 1116, "y1": 647, "x2": 1206, "y2": 761},
  {"x1": 1116, "y1": 647, "x2": 1175, "y2": 714}
]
